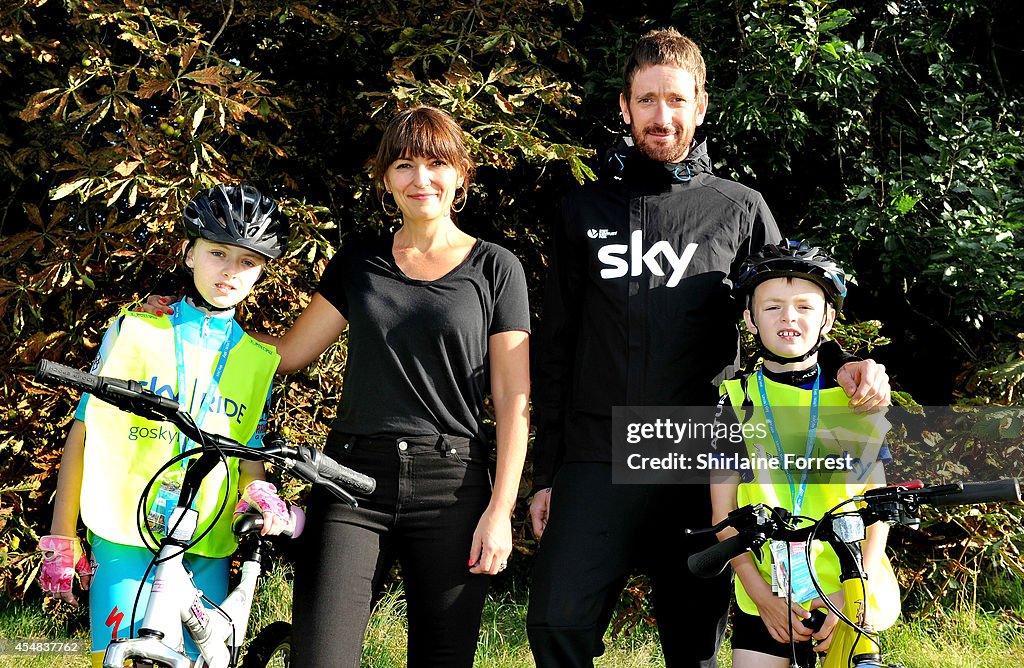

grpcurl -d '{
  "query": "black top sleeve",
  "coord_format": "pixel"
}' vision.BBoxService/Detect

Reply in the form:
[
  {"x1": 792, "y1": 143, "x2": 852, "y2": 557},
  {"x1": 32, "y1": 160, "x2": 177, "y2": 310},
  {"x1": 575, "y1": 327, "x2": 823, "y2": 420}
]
[
  {"x1": 818, "y1": 340, "x2": 861, "y2": 382},
  {"x1": 489, "y1": 251, "x2": 531, "y2": 335},
  {"x1": 316, "y1": 245, "x2": 350, "y2": 319}
]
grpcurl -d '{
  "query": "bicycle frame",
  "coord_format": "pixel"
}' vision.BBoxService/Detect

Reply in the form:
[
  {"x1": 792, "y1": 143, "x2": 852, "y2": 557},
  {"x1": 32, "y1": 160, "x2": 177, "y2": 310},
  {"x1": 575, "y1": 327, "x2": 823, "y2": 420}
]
[
  {"x1": 814, "y1": 512, "x2": 887, "y2": 668},
  {"x1": 103, "y1": 505, "x2": 265, "y2": 667},
  {"x1": 825, "y1": 578, "x2": 881, "y2": 668}
]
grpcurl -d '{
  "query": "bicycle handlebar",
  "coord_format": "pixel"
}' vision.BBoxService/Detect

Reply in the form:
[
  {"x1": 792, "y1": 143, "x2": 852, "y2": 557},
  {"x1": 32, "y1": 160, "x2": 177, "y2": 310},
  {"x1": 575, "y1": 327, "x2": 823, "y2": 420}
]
[
  {"x1": 912, "y1": 479, "x2": 1021, "y2": 506},
  {"x1": 689, "y1": 479, "x2": 1021, "y2": 579},
  {"x1": 687, "y1": 532, "x2": 753, "y2": 578},
  {"x1": 37, "y1": 358, "x2": 102, "y2": 393},
  {"x1": 36, "y1": 359, "x2": 376, "y2": 502}
]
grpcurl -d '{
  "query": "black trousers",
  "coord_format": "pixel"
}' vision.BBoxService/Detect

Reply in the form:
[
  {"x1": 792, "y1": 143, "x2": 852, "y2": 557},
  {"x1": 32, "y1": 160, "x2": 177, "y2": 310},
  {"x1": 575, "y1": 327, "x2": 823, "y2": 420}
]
[
  {"x1": 291, "y1": 433, "x2": 492, "y2": 668},
  {"x1": 527, "y1": 462, "x2": 732, "y2": 667}
]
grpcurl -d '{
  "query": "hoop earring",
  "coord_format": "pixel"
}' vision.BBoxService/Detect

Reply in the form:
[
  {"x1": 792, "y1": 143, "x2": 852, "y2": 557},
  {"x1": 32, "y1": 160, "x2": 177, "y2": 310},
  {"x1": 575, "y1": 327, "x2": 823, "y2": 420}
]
[
  {"x1": 452, "y1": 186, "x2": 467, "y2": 213},
  {"x1": 381, "y1": 191, "x2": 399, "y2": 217}
]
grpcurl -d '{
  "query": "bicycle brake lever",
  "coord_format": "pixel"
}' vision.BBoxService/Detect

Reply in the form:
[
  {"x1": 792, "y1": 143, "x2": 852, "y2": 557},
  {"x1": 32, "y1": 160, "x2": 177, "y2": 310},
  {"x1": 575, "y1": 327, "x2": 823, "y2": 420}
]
[{"x1": 322, "y1": 478, "x2": 359, "y2": 507}]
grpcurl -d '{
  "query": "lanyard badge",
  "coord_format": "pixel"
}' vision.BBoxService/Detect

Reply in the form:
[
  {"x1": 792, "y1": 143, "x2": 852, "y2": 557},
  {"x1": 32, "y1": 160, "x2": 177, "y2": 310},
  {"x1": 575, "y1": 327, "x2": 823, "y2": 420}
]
[
  {"x1": 769, "y1": 539, "x2": 818, "y2": 603},
  {"x1": 146, "y1": 310, "x2": 236, "y2": 536},
  {"x1": 757, "y1": 367, "x2": 821, "y2": 603}
]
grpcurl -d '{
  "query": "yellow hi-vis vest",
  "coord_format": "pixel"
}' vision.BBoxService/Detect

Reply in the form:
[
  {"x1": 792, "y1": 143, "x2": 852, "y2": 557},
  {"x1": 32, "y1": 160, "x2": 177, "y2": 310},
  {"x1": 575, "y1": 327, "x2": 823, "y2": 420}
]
[
  {"x1": 721, "y1": 374, "x2": 900, "y2": 630},
  {"x1": 80, "y1": 310, "x2": 279, "y2": 558}
]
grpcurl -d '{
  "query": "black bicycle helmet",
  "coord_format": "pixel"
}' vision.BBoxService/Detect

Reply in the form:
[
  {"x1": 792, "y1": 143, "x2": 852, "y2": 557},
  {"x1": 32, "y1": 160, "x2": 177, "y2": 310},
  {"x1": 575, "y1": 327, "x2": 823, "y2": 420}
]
[
  {"x1": 735, "y1": 239, "x2": 847, "y2": 311},
  {"x1": 183, "y1": 184, "x2": 288, "y2": 260}
]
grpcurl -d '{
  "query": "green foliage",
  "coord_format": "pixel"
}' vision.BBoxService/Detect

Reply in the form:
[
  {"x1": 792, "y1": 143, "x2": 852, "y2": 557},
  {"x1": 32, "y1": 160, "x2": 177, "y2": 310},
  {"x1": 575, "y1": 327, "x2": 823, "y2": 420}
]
[
  {"x1": 669, "y1": 0, "x2": 1024, "y2": 401},
  {"x1": 881, "y1": 607, "x2": 1024, "y2": 667},
  {"x1": 892, "y1": 503, "x2": 1024, "y2": 615}
]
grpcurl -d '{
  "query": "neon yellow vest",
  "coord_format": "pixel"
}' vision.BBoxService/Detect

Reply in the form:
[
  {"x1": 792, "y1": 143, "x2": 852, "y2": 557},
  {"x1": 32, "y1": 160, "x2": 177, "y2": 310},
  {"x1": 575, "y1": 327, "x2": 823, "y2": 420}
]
[
  {"x1": 721, "y1": 374, "x2": 900, "y2": 630},
  {"x1": 80, "y1": 311, "x2": 279, "y2": 558}
]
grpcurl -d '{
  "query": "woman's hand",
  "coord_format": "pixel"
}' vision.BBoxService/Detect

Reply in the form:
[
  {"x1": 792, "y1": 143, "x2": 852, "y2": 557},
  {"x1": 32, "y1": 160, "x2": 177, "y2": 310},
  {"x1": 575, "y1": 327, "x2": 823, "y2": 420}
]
[
  {"x1": 529, "y1": 488, "x2": 552, "y2": 539},
  {"x1": 468, "y1": 505, "x2": 513, "y2": 575},
  {"x1": 138, "y1": 294, "x2": 177, "y2": 316}
]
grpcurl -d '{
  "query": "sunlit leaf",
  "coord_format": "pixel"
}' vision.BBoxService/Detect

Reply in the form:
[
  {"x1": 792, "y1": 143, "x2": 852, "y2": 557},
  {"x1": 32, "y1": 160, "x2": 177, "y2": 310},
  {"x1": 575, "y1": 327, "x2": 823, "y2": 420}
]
[{"x1": 49, "y1": 178, "x2": 91, "y2": 201}]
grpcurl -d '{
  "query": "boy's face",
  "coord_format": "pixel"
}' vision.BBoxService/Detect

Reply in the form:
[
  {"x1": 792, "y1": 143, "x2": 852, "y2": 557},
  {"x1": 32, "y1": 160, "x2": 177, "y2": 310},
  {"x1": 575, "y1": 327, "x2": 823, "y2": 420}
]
[
  {"x1": 743, "y1": 277, "x2": 835, "y2": 361},
  {"x1": 183, "y1": 238, "x2": 266, "y2": 309}
]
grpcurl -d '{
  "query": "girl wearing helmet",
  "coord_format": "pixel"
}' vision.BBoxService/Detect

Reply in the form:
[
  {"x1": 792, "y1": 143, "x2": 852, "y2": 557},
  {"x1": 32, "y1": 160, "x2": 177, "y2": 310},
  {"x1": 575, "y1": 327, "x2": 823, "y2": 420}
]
[{"x1": 40, "y1": 184, "x2": 294, "y2": 668}]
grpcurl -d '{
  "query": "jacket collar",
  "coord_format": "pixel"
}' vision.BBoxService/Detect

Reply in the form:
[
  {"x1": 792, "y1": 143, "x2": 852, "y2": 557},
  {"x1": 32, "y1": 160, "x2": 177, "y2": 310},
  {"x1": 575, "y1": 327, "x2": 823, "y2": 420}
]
[{"x1": 603, "y1": 136, "x2": 713, "y2": 185}]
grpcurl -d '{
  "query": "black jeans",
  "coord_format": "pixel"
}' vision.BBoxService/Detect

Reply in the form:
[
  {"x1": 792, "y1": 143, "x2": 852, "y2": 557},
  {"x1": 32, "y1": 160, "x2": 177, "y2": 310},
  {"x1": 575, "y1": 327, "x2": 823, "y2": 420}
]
[
  {"x1": 291, "y1": 432, "x2": 492, "y2": 668},
  {"x1": 527, "y1": 462, "x2": 732, "y2": 668}
]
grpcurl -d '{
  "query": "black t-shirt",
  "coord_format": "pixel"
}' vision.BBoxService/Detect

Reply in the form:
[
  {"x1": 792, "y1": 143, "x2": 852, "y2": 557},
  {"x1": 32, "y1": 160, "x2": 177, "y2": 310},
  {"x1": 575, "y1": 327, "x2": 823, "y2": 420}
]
[{"x1": 317, "y1": 234, "x2": 530, "y2": 444}]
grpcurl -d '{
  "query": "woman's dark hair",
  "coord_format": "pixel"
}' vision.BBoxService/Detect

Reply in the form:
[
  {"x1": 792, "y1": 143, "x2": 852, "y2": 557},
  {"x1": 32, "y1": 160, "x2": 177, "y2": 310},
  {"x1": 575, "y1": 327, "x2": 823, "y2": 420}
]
[{"x1": 372, "y1": 106, "x2": 475, "y2": 196}]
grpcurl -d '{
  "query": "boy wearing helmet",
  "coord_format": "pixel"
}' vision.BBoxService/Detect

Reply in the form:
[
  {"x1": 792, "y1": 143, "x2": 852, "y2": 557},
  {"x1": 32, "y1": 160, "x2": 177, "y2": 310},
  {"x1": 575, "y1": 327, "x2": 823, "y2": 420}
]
[
  {"x1": 710, "y1": 240, "x2": 899, "y2": 668},
  {"x1": 39, "y1": 184, "x2": 294, "y2": 667}
]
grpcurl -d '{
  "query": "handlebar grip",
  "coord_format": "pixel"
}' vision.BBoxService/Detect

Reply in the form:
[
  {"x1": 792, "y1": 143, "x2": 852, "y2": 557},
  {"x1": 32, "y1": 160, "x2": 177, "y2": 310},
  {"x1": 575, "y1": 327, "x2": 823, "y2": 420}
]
[
  {"x1": 36, "y1": 360, "x2": 100, "y2": 394},
  {"x1": 316, "y1": 452, "x2": 376, "y2": 495},
  {"x1": 926, "y1": 479, "x2": 1022, "y2": 506},
  {"x1": 688, "y1": 533, "x2": 750, "y2": 579},
  {"x1": 232, "y1": 506, "x2": 305, "y2": 539}
]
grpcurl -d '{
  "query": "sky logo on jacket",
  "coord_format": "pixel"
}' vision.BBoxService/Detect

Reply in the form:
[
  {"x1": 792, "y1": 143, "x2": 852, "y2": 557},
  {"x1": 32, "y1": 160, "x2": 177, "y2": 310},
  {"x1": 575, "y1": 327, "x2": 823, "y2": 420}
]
[{"x1": 596, "y1": 230, "x2": 698, "y2": 288}]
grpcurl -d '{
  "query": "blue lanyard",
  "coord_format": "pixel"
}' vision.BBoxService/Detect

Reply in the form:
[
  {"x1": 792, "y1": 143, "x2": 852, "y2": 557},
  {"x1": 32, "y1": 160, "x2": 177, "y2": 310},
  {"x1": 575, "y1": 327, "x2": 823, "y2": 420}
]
[
  {"x1": 171, "y1": 309, "x2": 235, "y2": 456},
  {"x1": 756, "y1": 366, "x2": 820, "y2": 516}
]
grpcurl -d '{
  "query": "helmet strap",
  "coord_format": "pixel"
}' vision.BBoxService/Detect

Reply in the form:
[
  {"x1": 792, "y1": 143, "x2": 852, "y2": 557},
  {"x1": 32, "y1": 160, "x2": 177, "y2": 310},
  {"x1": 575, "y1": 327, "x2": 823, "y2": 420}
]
[
  {"x1": 184, "y1": 281, "x2": 235, "y2": 313},
  {"x1": 756, "y1": 338, "x2": 823, "y2": 365}
]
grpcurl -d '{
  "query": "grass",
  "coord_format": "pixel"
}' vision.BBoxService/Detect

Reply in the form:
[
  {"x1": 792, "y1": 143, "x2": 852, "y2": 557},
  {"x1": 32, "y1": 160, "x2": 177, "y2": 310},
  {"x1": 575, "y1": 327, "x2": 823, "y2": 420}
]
[
  {"x1": 881, "y1": 607, "x2": 1024, "y2": 667},
  {"x1": 3, "y1": 563, "x2": 1024, "y2": 667},
  {"x1": 0, "y1": 597, "x2": 90, "y2": 668}
]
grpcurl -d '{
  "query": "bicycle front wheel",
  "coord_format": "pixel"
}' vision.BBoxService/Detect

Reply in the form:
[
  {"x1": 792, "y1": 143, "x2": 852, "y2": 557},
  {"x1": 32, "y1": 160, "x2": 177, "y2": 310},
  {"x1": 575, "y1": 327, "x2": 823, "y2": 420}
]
[{"x1": 242, "y1": 621, "x2": 292, "y2": 668}]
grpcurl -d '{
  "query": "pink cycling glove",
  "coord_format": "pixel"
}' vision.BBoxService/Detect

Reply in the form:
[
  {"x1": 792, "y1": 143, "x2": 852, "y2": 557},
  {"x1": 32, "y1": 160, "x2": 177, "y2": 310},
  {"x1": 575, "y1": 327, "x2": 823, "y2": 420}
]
[
  {"x1": 235, "y1": 480, "x2": 297, "y2": 536},
  {"x1": 38, "y1": 535, "x2": 94, "y2": 604}
]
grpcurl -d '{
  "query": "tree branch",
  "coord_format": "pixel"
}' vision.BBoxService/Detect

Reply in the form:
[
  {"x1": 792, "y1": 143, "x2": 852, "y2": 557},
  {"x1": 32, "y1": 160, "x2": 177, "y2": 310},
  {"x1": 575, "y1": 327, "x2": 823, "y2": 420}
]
[{"x1": 205, "y1": 0, "x2": 236, "y2": 66}]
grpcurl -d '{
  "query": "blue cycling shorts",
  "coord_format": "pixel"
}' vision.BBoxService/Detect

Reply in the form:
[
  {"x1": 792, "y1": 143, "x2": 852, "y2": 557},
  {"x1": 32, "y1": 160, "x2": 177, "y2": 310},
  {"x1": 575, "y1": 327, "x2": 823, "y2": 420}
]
[{"x1": 88, "y1": 534, "x2": 230, "y2": 660}]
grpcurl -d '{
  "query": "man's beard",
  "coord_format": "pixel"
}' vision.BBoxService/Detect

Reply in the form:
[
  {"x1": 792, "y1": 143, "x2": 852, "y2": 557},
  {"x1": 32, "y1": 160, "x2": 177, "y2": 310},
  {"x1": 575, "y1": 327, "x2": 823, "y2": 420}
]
[{"x1": 633, "y1": 123, "x2": 692, "y2": 163}]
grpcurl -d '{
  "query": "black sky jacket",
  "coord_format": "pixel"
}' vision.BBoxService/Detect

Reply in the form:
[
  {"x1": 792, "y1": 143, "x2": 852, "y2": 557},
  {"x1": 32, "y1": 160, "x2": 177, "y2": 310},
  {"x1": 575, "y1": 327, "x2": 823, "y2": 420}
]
[{"x1": 531, "y1": 138, "x2": 784, "y2": 491}]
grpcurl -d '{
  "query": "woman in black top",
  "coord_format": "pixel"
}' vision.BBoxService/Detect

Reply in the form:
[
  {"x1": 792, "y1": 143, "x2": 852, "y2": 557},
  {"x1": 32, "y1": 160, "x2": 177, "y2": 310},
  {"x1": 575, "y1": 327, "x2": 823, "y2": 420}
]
[{"x1": 277, "y1": 106, "x2": 530, "y2": 667}]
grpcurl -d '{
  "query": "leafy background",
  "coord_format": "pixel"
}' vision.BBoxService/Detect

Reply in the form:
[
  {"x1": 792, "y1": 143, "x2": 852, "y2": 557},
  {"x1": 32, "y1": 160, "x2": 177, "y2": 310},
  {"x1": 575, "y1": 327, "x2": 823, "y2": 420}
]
[{"x1": 2, "y1": 0, "x2": 1022, "y2": 629}]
